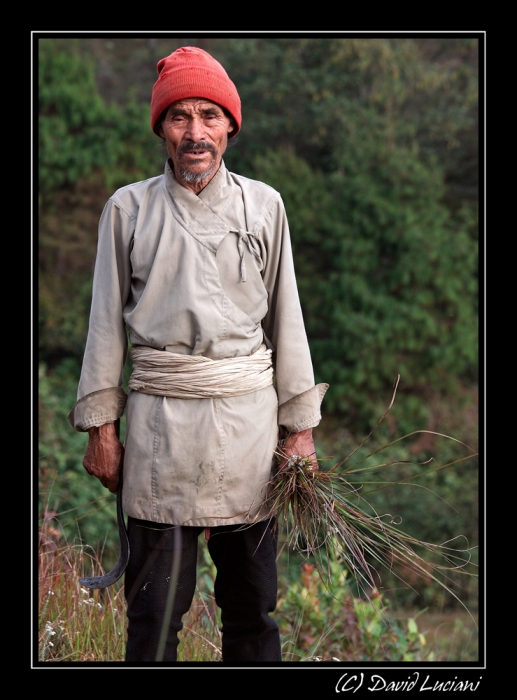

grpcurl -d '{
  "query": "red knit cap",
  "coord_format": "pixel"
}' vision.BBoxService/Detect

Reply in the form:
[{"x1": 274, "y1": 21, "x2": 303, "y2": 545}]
[{"x1": 151, "y1": 47, "x2": 242, "y2": 138}]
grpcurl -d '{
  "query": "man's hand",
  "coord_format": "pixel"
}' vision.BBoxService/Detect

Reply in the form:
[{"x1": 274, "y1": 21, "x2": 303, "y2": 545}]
[
  {"x1": 279, "y1": 427, "x2": 317, "y2": 471},
  {"x1": 83, "y1": 423, "x2": 124, "y2": 493}
]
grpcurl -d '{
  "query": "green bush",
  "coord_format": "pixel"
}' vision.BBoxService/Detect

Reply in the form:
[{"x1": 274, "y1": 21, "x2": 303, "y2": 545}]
[{"x1": 277, "y1": 559, "x2": 432, "y2": 661}]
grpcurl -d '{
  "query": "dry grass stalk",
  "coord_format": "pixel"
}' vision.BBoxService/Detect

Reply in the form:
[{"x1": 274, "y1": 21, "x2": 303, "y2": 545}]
[{"x1": 266, "y1": 376, "x2": 478, "y2": 619}]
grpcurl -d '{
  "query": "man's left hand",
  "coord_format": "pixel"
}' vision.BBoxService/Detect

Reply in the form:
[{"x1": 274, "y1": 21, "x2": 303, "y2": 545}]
[{"x1": 279, "y1": 427, "x2": 317, "y2": 470}]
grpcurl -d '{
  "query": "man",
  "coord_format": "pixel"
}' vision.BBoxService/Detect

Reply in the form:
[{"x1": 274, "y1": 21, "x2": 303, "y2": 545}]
[{"x1": 69, "y1": 46, "x2": 328, "y2": 663}]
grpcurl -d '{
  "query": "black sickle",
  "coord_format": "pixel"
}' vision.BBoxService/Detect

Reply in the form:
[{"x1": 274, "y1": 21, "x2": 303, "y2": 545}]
[{"x1": 78, "y1": 475, "x2": 130, "y2": 589}]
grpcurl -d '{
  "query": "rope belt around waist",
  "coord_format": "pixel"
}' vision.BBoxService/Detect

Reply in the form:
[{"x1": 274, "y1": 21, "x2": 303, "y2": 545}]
[{"x1": 128, "y1": 344, "x2": 274, "y2": 399}]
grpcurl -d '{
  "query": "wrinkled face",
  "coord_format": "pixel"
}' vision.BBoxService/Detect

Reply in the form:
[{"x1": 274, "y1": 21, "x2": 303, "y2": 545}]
[{"x1": 158, "y1": 98, "x2": 233, "y2": 193}]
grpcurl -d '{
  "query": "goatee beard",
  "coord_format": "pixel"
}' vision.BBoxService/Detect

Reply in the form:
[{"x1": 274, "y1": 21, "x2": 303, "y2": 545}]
[{"x1": 178, "y1": 161, "x2": 217, "y2": 184}]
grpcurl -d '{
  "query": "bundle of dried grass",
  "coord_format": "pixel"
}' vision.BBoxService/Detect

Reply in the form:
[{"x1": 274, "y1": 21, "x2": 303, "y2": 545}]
[{"x1": 266, "y1": 376, "x2": 478, "y2": 616}]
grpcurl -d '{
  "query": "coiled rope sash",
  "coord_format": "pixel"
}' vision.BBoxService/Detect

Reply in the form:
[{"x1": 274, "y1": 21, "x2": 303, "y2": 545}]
[{"x1": 128, "y1": 344, "x2": 274, "y2": 399}]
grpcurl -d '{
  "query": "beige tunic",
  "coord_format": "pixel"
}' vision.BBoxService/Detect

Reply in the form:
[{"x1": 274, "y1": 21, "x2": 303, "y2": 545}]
[{"x1": 69, "y1": 160, "x2": 328, "y2": 526}]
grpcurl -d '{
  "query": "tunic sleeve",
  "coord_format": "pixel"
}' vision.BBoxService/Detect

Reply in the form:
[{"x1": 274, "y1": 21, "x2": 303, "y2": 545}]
[
  {"x1": 260, "y1": 195, "x2": 328, "y2": 432},
  {"x1": 68, "y1": 198, "x2": 133, "y2": 431}
]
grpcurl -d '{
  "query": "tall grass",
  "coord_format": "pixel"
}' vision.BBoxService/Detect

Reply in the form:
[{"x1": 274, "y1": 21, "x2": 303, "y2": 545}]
[
  {"x1": 38, "y1": 513, "x2": 127, "y2": 662},
  {"x1": 37, "y1": 511, "x2": 223, "y2": 662}
]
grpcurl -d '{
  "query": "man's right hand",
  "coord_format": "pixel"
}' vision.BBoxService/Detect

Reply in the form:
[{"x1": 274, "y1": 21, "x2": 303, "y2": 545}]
[{"x1": 83, "y1": 423, "x2": 124, "y2": 493}]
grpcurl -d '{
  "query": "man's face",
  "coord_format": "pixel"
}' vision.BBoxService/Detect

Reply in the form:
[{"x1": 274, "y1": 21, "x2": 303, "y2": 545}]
[{"x1": 158, "y1": 98, "x2": 233, "y2": 192}]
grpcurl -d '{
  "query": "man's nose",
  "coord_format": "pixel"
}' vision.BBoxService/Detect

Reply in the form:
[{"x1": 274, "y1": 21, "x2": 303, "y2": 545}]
[{"x1": 185, "y1": 116, "x2": 206, "y2": 141}]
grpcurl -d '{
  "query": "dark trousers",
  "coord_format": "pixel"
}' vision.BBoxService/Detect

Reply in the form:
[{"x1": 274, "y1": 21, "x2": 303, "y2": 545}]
[{"x1": 124, "y1": 517, "x2": 282, "y2": 663}]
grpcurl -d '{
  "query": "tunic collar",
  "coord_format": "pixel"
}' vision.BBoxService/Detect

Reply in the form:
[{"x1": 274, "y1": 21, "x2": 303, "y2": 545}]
[
  {"x1": 163, "y1": 160, "x2": 231, "y2": 253},
  {"x1": 165, "y1": 158, "x2": 228, "y2": 202},
  {"x1": 163, "y1": 160, "x2": 259, "y2": 280}
]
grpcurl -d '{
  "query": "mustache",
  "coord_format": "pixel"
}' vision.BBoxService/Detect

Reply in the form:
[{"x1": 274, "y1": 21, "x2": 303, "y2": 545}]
[{"x1": 177, "y1": 141, "x2": 217, "y2": 157}]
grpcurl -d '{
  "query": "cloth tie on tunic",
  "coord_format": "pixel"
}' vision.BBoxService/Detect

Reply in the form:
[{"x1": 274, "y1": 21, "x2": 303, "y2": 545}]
[
  {"x1": 128, "y1": 344, "x2": 273, "y2": 398},
  {"x1": 229, "y1": 227, "x2": 261, "y2": 282}
]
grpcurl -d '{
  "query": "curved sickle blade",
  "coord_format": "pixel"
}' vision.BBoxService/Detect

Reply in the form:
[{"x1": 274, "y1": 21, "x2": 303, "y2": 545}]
[{"x1": 79, "y1": 476, "x2": 130, "y2": 589}]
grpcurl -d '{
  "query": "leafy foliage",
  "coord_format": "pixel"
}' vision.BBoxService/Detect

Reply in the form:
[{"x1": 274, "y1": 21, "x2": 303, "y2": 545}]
[
  {"x1": 38, "y1": 359, "x2": 120, "y2": 561},
  {"x1": 39, "y1": 38, "x2": 161, "y2": 200},
  {"x1": 38, "y1": 39, "x2": 163, "y2": 364},
  {"x1": 278, "y1": 560, "x2": 431, "y2": 661}
]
